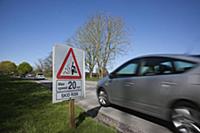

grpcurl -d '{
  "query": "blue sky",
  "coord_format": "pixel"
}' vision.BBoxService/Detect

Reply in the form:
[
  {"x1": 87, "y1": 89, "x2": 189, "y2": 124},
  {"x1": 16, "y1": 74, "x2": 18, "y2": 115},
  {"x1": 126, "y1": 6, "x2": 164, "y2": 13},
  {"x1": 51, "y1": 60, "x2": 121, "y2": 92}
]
[{"x1": 0, "y1": 0, "x2": 200, "y2": 71}]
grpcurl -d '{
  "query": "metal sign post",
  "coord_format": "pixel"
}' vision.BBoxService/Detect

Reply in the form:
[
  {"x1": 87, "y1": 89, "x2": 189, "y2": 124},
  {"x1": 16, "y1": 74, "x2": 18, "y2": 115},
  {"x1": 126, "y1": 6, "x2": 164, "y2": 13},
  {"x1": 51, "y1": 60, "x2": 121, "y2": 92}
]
[{"x1": 52, "y1": 45, "x2": 85, "y2": 129}]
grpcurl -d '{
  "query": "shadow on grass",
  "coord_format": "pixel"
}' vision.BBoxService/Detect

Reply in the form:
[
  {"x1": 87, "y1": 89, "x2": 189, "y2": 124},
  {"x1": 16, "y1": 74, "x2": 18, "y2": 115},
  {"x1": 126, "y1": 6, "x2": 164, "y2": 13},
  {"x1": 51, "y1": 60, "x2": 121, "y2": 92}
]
[{"x1": 75, "y1": 106, "x2": 101, "y2": 128}]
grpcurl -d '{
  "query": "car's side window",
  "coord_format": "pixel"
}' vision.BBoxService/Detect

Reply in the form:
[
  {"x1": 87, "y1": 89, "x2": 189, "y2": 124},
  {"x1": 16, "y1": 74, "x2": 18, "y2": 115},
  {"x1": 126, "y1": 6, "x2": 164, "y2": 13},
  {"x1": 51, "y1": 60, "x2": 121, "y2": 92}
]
[
  {"x1": 156, "y1": 61, "x2": 173, "y2": 74},
  {"x1": 117, "y1": 63, "x2": 138, "y2": 75},
  {"x1": 140, "y1": 58, "x2": 157, "y2": 76},
  {"x1": 174, "y1": 60, "x2": 196, "y2": 73},
  {"x1": 140, "y1": 64, "x2": 155, "y2": 76},
  {"x1": 114, "y1": 62, "x2": 139, "y2": 77},
  {"x1": 139, "y1": 58, "x2": 174, "y2": 76}
]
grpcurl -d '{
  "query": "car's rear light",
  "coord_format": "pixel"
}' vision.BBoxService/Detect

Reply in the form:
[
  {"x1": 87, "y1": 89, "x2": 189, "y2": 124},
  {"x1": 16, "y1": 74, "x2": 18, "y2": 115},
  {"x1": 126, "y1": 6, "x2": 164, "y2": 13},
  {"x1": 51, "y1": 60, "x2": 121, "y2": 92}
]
[{"x1": 188, "y1": 74, "x2": 200, "y2": 85}]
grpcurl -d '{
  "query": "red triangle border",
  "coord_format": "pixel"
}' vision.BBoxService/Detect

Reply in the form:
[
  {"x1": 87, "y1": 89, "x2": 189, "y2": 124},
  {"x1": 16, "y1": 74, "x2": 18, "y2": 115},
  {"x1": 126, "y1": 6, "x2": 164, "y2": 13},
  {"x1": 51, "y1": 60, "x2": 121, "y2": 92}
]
[{"x1": 56, "y1": 48, "x2": 82, "y2": 79}]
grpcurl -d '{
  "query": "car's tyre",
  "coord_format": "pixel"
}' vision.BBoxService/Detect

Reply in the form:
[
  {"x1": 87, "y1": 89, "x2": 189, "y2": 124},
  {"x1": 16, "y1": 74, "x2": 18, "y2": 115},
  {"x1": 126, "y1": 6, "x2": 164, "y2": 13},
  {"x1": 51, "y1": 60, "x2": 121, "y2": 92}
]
[
  {"x1": 170, "y1": 103, "x2": 200, "y2": 133},
  {"x1": 97, "y1": 89, "x2": 110, "y2": 107}
]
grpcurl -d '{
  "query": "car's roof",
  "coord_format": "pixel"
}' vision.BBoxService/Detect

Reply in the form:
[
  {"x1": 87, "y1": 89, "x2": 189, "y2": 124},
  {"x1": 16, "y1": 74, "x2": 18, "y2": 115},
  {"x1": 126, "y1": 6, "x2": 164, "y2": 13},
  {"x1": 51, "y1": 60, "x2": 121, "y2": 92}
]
[{"x1": 135, "y1": 54, "x2": 200, "y2": 63}]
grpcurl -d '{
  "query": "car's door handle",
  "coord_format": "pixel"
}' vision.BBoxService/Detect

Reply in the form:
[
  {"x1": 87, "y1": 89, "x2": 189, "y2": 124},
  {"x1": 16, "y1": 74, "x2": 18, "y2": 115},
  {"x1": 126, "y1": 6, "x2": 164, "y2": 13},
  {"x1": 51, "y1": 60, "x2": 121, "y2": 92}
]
[
  {"x1": 161, "y1": 81, "x2": 176, "y2": 86},
  {"x1": 125, "y1": 82, "x2": 135, "y2": 87}
]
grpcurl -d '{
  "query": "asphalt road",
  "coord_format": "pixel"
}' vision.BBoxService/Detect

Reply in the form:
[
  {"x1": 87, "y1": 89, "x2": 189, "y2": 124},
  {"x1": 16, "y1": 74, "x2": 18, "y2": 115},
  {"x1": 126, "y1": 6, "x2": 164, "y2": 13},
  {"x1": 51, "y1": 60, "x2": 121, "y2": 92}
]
[{"x1": 36, "y1": 79, "x2": 173, "y2": 133}]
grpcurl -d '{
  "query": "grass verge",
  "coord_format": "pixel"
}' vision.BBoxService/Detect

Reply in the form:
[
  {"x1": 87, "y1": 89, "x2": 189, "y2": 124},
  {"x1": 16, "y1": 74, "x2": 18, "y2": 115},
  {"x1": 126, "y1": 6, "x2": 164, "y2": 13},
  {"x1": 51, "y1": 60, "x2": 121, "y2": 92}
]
[
  {"x1": 86, "y1": 77, "x2": 100, "y2": 81},
  {"x1": 0, "y1": 78, "x2": 116, "y2": 133}
]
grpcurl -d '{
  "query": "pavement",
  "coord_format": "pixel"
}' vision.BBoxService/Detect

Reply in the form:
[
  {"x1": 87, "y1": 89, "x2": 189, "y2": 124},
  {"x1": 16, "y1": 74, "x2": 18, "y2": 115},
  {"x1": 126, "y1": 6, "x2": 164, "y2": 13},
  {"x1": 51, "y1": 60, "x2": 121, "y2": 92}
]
[{"x1": 36, "y1": 79, "x2": 173, "y2": 133}]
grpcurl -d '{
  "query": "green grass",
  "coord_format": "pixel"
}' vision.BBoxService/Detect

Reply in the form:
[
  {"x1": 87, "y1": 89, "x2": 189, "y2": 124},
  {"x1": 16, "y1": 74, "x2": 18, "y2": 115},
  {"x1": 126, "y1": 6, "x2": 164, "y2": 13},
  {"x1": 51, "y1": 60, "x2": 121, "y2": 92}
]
[
  {"x1": 86, "y1": 77, "x2": 100, "y2": 81},
  {"x1": 0, "y1": 78, "x2": 116, "y2": 133}
]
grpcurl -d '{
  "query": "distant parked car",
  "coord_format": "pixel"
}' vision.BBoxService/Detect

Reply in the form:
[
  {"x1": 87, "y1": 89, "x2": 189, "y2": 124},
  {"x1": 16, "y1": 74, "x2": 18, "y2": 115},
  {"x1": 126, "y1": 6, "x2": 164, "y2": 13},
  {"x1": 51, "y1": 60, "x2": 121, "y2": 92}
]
[
  {"x1": 97, "y1": 54, "x2": 200, "y2": 133},
  {"x1": 35, "y1": 73, "x2": 45, "y2": 80},
  {"x1": 25, "y1": 74, "x2": 35, "y2": 80}
]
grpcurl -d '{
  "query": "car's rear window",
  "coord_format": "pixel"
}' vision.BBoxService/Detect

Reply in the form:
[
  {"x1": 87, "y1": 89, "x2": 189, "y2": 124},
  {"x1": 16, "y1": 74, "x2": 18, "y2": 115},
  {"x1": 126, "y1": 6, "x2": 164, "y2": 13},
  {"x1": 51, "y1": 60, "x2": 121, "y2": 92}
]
[{"x1": 174, "y1": 60, "x2": 197, "y2": 73}]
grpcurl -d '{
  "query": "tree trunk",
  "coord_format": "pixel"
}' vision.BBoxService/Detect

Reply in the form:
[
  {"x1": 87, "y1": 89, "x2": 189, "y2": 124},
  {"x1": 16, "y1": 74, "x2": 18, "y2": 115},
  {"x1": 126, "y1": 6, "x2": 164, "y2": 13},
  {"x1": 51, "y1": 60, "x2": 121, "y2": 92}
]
[
  {"x1": 89, "y1": 71, "x2": 93, "y2": 78},
  {"x1": 98, "y1": 68, "x2": 104, "y2": 78}
]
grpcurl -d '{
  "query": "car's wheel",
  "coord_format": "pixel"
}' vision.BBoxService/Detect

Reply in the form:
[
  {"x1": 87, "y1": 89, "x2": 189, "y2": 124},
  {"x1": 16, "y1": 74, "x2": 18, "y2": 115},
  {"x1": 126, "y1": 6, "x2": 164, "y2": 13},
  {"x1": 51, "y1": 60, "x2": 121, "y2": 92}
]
[
  {"x1": 97, "y1": 89, "x2": 110, "y2": 107},
  {"x1": 170, "y1": 103, "x2": 200, "y2": 133}
]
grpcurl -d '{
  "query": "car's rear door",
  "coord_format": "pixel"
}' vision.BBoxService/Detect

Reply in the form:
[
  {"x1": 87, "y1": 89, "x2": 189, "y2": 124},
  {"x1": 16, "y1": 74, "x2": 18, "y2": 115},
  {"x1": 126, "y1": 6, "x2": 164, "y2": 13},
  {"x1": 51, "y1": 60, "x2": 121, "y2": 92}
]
[{"x1": 132, "y1": 57, "x2": 176, "y2": 113}]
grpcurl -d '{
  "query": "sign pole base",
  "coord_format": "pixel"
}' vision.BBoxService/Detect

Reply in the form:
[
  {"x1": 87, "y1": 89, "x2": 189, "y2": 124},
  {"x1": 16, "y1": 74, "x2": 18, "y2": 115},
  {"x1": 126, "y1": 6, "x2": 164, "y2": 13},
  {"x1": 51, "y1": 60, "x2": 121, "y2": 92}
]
[{"x1": 69, "y1": 99, "x2": 75, "y2": 128}]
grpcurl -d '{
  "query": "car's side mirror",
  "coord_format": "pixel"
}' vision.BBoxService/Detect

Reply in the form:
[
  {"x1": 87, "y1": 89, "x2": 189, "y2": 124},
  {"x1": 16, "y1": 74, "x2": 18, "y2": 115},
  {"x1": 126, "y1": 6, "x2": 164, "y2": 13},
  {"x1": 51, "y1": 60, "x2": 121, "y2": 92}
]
[{"x1": 109, "y1": 73, "x2": 116, "y2": 79}]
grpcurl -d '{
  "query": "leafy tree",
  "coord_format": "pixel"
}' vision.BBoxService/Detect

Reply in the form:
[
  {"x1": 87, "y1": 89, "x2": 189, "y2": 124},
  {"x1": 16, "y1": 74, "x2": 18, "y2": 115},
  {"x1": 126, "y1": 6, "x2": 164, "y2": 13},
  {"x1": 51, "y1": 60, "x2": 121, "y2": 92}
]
[
  {"x1": 17, "y1": 62, "x2": 33, "y2": 76},
  {"x1": 73, "y1": 13, "x2": 130, "y2": 77},
  {"x1": 0, "y1": 61, "x2": 17, "y2": 75}
]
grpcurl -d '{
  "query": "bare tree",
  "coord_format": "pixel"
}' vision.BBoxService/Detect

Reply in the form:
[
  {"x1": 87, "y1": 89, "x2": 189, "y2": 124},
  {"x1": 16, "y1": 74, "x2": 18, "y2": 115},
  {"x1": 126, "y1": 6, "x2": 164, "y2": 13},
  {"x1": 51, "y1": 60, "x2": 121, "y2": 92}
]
[
  {"x1": 72, "y1": 15, "x2": 102, "y2": 78},
  {"x1": 43, "y1": 52, "x2": 52, "y2": 77},
  {"x1": 35, "y1": 52, "x2": 52, "y2": 77},
  {"x1": 73, "y1": 13, "x2": 130, "y2": 78},
  {"x1": 96, "y1": 15, "x2": 130, "y2": 77},
  {"x1": 35, "y1": 59, "x2": 45, "y2": 73}
]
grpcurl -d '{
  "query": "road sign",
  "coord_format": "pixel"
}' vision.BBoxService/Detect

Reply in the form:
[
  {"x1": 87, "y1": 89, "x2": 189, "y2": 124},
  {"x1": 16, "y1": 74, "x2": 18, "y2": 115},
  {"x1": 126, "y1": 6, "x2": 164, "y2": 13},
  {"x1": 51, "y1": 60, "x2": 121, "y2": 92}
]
[
  {"x1": 57, "y1": 48, "x2": 82, "y2": 79},
  {"x1": 52, "y1": 45, "x2": 85, "y2": 103}
]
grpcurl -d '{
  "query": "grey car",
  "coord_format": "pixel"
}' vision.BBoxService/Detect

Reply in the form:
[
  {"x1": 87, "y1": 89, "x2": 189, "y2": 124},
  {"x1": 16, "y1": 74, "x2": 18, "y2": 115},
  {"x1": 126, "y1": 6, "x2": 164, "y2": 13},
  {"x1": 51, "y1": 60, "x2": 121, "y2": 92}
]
[{"x1": 96, "y1": 54, "x2": 200, "y2": 133}]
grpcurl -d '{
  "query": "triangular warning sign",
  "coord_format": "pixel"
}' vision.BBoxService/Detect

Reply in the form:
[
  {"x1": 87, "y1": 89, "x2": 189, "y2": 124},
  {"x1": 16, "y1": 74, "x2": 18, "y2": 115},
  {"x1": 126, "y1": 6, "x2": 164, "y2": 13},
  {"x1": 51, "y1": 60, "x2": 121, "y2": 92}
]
[{"x1": 57, "y1": 48, "x2": 82, "y2": 79}]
